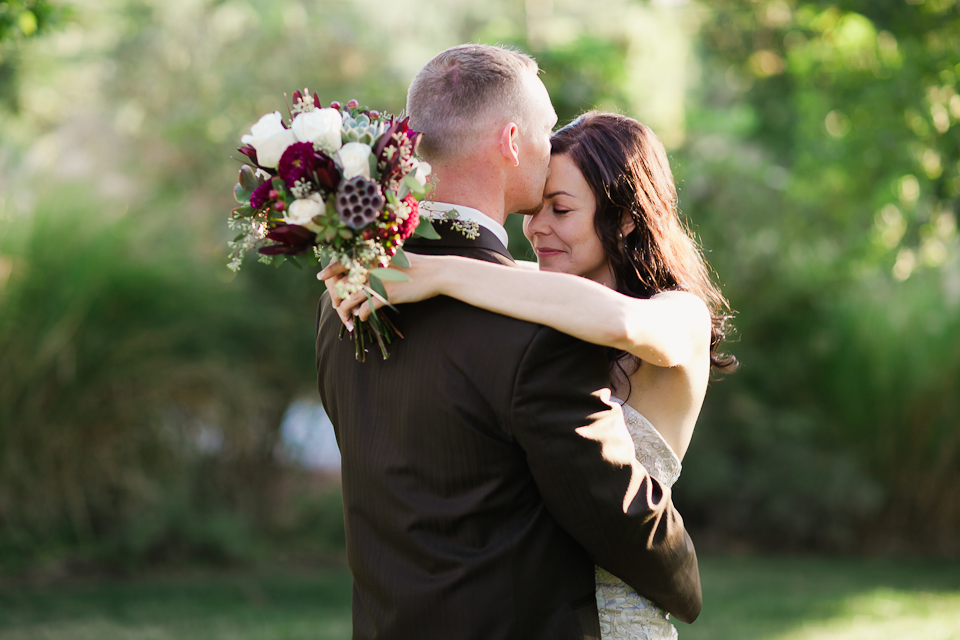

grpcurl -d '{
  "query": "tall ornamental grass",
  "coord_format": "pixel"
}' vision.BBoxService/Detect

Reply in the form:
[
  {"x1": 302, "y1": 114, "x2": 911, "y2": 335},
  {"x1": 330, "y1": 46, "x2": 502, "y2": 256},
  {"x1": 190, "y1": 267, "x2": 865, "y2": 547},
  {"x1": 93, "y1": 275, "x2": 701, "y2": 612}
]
[{"x1": 0, "y1": 187, "x2": 319, "y2": 570}]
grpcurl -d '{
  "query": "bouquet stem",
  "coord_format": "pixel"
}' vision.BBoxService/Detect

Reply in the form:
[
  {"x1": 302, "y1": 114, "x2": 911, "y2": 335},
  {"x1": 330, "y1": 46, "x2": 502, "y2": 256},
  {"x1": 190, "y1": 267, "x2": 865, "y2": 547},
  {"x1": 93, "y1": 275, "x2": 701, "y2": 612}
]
[{"x1": 341, "y1": 312, "x2": 403, "y2": 362}]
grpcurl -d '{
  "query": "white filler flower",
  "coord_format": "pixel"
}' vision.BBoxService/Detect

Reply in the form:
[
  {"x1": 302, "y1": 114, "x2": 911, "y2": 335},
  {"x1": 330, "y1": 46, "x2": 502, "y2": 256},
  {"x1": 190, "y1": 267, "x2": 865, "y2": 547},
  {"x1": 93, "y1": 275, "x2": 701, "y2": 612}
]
[
  {"x1": 337, "y1": 142, "x2": 372, "y2": 180},
  {"x1": 291, "y1": 108, "x2": 343, "y2": 153},
  {"x1": 284, "y1": 194, "x2": 325, "y2": 232},
  {"x1": 241, "y1": 111, "x2": 297, "y2": 169}
]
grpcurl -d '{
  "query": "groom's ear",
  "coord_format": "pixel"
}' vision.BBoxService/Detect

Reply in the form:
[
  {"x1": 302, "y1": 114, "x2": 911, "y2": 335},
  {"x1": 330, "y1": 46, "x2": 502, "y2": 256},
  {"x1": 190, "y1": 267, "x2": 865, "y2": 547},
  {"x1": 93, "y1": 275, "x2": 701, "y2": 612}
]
[{"x1": 498, "y1": 122, "x2": 521, "y2": 167}]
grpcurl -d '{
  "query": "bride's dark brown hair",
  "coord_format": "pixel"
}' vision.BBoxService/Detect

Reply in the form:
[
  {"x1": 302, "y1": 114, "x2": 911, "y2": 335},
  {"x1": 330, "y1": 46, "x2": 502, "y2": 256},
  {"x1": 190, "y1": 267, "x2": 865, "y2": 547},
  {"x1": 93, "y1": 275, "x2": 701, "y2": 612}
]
[{"x1": 550, "y1": 111, "x2": 737, "y2": 372}]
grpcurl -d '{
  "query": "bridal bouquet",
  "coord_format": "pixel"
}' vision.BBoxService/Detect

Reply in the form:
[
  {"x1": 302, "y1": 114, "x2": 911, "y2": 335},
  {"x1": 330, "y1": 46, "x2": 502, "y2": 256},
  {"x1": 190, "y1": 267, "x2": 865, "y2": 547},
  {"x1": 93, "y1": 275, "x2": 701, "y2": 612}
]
[{"x1": 227, "y1": 90, "x2": 438, "y2": 361}]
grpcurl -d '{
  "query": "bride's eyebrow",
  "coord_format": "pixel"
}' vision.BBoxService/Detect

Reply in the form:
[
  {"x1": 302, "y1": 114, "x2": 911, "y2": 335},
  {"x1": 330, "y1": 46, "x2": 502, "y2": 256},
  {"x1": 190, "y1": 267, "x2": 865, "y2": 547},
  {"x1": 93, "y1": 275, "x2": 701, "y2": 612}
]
[{"x1": 544, "y1": 190, "x2": 573, "y2": 198}]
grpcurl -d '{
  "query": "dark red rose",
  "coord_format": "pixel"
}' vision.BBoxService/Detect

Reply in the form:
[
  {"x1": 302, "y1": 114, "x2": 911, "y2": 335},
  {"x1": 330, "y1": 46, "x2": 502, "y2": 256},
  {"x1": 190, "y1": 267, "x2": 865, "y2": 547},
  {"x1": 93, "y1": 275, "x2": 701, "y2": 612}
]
[
  {"x1": 397, "y1": 195, "x2": 420, "y2": 241},
  {"x1": 258, "y1": 223, "x2": 316, "y2": 255},
  {"x1": 312, "y1": 152, "x2": 340, "y2": 191}
]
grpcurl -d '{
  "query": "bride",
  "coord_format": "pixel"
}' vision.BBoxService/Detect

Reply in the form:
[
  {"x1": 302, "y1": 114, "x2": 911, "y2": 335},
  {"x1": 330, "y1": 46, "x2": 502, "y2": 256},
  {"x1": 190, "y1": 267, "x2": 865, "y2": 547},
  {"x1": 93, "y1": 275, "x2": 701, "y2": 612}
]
[{"x1": 322, "y1": 111, "x2": 737, "y2": 639}]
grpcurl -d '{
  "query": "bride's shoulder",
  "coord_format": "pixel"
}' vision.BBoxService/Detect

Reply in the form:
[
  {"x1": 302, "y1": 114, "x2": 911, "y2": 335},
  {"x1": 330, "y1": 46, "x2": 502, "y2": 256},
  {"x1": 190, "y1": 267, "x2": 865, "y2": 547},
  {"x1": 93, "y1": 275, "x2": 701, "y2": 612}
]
[
  {"x1": 515, "y1": 260, "x2": 539, "y2": 271},
  {"x1": 650, "y1": 290, "x2": 711, "y2": 337}
]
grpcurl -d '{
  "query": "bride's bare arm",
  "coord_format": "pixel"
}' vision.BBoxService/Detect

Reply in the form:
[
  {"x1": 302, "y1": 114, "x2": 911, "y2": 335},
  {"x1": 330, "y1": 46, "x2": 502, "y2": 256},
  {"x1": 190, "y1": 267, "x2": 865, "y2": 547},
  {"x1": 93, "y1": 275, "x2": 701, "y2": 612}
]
[{"x1": 321, "y1": 253, "x2": 711, "y2": 369}]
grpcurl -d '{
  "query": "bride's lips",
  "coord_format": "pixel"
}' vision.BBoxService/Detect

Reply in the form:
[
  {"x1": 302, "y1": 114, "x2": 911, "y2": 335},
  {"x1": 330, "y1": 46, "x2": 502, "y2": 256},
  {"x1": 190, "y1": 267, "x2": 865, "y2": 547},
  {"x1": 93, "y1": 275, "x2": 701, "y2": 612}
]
[{"x1": 535, "y1": 247, "x2": 564, "y2": 258}]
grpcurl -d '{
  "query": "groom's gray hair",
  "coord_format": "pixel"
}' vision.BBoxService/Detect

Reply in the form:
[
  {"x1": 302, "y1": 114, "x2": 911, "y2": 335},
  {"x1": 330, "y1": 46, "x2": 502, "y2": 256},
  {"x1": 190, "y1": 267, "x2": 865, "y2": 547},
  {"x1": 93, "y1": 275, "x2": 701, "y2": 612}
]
[{"x1": 406, "y1": 44, "x2": 539, "y2": 162}]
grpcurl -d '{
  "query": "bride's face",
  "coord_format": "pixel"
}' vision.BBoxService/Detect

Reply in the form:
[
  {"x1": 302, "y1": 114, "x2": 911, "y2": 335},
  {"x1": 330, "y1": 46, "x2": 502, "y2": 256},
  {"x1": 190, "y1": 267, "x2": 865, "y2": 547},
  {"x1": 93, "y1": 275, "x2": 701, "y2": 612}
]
[{"x1": 522, "y1": 153, "x2": 615, "y2": 287}]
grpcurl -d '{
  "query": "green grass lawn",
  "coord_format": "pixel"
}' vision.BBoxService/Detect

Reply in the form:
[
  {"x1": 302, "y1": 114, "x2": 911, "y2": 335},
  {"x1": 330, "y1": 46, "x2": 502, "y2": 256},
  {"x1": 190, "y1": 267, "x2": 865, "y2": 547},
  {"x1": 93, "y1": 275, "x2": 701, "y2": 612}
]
[{"x1": 0, "y1": 556, "x2": 958, "y2": 640}]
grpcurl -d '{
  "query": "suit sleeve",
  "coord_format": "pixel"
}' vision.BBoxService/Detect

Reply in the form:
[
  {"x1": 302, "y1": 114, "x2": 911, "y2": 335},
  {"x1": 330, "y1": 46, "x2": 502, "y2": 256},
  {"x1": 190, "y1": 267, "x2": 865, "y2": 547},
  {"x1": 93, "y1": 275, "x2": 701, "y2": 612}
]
[{"x1": 508, "y1": 326, "x2": 702, "y2": 624}]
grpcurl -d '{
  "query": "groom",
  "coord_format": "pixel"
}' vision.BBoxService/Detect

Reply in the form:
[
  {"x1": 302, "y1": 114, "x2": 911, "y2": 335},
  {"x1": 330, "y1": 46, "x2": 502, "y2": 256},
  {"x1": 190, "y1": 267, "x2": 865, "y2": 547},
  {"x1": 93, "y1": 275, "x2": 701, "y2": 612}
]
[{"x1": 316, "y1": 44, "x2": 700, "y2": 639}]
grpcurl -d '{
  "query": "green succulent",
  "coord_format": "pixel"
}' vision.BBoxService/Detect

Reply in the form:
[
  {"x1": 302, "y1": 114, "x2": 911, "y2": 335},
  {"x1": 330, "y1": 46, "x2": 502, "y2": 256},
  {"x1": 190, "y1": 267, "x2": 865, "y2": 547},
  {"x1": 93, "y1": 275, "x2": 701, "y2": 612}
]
[{"x1": 341, "y1": 113, "x2": 387, "y2": 145}]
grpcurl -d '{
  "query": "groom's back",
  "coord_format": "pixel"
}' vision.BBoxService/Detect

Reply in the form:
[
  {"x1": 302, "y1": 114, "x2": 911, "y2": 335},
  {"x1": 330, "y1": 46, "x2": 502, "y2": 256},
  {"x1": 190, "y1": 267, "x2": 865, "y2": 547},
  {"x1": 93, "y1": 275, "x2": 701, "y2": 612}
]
[{"x1": 316, "y1": 288, "x2": 602, "y2": 640}]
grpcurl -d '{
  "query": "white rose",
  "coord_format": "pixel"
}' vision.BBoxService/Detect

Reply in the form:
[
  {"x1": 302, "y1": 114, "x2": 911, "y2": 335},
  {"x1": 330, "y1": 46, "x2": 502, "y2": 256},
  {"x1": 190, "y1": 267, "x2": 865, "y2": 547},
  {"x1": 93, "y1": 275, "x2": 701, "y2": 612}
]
[
  {"x1": 337, "y1": 142, "x2": 372, "y2": 180},
  {"x1": 284, "y1": 194, "x2": 325, "y2": 232},
  {"x1": 241, "y1": 111, "x2": 298, "y2": 169},
  {"x1": 412, "y1": 160, "x2": 432, "y2": 187},
  {"x1": 242, "y1": 111, "x2": 285, "y2": 142},
  {"x1": 291, "y1": 108, "x2": 343, "y2": 153}
]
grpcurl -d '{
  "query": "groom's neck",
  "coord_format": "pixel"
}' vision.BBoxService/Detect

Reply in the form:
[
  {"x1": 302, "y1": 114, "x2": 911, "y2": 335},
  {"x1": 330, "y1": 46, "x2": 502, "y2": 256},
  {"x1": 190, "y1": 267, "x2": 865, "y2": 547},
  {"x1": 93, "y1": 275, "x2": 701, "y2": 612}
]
[{"x1": 428, "y1": 164, "x2": 508, "y2": 227}]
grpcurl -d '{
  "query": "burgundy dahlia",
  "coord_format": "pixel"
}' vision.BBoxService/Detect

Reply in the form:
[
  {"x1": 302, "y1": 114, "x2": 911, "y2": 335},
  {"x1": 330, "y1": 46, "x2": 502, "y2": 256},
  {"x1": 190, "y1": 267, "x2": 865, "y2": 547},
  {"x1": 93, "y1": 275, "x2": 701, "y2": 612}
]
[
  {"x1": 250, "y1": 180, "x2": 275, "y2": 210},
  {"x1": 277, "y1": 143, "x2": 341, "y2": 192}
]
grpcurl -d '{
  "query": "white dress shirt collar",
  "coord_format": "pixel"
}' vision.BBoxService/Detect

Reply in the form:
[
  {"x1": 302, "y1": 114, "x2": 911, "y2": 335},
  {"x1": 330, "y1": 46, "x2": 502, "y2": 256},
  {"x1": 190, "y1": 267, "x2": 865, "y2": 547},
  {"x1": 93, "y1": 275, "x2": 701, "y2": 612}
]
[{"x1": 418, "y1": 201, "x2": 510, "y2": 249}]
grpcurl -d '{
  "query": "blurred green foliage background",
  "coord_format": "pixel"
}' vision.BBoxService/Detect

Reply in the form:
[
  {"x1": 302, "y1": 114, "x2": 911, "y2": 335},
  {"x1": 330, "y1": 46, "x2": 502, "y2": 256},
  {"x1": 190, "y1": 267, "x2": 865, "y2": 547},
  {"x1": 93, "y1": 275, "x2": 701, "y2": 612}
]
[{"x1": 0, "y1": 0, "x2": 958, "y2": 574}]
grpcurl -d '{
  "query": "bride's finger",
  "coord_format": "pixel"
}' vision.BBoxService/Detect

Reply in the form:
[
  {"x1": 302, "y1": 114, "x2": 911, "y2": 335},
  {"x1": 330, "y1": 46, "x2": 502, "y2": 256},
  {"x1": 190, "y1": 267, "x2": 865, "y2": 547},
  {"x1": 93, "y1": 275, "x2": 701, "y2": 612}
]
[
  {"x1": 356, "y1": 296, "x2": 385, "y2": 322},
  {"x1": 323, "y1": 274, "x2": 345, "y2": 309},
  {"x1": 317, "y1": 261, "x2": 347, "y2": 281},
  {"x1": 337, "y1": 289, "x2": 367, "y2": 319}
]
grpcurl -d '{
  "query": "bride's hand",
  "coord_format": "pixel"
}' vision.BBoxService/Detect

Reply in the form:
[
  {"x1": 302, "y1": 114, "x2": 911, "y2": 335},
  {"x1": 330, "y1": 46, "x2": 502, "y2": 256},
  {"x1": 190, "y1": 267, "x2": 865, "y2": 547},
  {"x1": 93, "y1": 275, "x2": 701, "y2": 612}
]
[{"x1": 317, "y1": 252, "x2": 443, "y2": 329}]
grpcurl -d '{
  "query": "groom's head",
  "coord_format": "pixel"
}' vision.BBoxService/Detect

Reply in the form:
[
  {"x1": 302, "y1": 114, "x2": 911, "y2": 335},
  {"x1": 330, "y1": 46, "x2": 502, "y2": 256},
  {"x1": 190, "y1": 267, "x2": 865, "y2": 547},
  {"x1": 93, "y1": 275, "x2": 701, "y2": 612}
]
[{"x1": 407, "y1": 44, "x2": 557, "y2": 214}]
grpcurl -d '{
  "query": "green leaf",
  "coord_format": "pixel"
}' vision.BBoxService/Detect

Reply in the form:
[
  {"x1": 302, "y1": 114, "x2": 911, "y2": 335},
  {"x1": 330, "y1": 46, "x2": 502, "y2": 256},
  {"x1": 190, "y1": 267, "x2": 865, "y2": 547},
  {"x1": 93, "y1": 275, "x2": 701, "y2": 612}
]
[
  {"x1": 286, "y1": 254, "x2": 303, "y2": 270},
  {"x1": 391, "y1": 247, "x2": 410, "y2": 268},
  {"x1": 231, "y1": 205, "x2": 256, "y2": 218},
  {"x1": 319, "y1": 254, "x2": 332, "y2": 269},
  {"x1": 403, "y1": 174, "x2": 426, "y2": 198},
  {"x1": 365, "y1": 281, "x2": 398, "y2": 313},
  {"x1": 368, "y1": 274, "x2": 388, "y2": 300},
  {"x1": 234, "y1": 183, "x2": 253, "y2": 204},
  {"x1": 413, "y1": 217, "x2": 440, "y2": 239},
  {"x1": 238, "y1": 165, "x2": 261, "y2": 192},
  {"x1": 233, "y1": 233, "x2": 246, "y2": 242},
  {"x1": 369, "y1": 268, "x2": 409, "y2": 282},
  {"x1": 397, "y1": 180, "x2": 410, "y2": 200}
]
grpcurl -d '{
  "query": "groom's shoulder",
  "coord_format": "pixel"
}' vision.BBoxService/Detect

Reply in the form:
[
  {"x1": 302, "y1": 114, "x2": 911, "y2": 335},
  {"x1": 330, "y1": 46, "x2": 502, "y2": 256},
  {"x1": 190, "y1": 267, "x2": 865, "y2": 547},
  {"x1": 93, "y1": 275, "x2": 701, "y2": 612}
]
[{"x1": 316, "y1": 289, "x2": 609, "y2": 377}]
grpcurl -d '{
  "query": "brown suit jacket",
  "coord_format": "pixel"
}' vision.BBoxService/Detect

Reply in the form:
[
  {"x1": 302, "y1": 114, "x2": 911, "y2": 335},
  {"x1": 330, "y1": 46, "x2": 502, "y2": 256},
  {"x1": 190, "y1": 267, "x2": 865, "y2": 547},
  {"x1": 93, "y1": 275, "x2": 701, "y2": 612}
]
[{"x1": 315, "y1": 222, "x2": 701, "y2": 640}]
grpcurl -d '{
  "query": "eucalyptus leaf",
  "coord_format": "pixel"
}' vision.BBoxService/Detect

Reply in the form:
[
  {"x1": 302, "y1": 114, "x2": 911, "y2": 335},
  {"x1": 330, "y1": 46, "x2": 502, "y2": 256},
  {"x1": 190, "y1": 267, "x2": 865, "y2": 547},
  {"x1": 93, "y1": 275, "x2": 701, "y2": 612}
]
[
  {"x1": 234, "y1": 183, "x2": 253, "y2": 204},
  {"x1": 368, "y1": 274, "x2": 388, "y2": 300},
  {"x1": 369, "y1": 268, "x2": 409, "y2": 282},
  {"x1": 238, "y1": 165, "x2": 261, "y2": 192},
  {"x1": 319, "y1": 254, "x2": 332, "y2": 269},
  {"x1": 414, "y1": 217, "x2": 441, "y2": 239},
  {"x1": 231, "y1": 205, "x2": 255, "y2": 218},
  {"x1": 397, "y1": 180, "x2": 410, "y2": 200},
  {"x1": 403, "y1": 174, "x2": 425, "y2": 198},
  {"x1": 286, "y1": 254, "x2": 303, "y2": 270},
  {"x1": 391, "y1": 247, "x2": 410, "y2": 268},
  {"x1": 365, "y1": 281, "x2": 398, "y2": 313}
]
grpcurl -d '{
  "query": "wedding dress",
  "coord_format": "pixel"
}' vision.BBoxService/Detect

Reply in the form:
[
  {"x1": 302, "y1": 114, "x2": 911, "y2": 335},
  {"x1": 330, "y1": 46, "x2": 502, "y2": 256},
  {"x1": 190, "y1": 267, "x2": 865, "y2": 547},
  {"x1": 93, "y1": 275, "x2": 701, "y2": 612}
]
[{"x1": 595, "y1": 398, "x2": 683, "y2": 640}]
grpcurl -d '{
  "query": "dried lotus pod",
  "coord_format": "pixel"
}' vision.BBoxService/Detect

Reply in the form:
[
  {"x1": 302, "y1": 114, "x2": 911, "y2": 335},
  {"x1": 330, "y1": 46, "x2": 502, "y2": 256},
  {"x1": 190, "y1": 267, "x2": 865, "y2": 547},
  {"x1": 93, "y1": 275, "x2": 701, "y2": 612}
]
[{"x1": 336, "y1": 176, "x2": 385, "y2": 229}]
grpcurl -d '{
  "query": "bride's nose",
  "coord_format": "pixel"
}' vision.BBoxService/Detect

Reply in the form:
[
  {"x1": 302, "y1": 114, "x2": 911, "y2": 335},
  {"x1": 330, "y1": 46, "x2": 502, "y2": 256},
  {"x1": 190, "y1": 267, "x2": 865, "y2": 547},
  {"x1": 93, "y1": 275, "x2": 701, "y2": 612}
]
[{"x1": 522, "y1": 209, "x2": 549, "y2": 240}]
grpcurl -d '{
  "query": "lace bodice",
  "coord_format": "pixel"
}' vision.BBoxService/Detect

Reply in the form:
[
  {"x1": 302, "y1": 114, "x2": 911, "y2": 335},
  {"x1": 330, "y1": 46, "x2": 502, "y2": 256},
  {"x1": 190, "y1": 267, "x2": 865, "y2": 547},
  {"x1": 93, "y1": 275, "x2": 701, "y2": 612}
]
[
  {"x1": 616, "y1": 399, "x2": 681, "y2": 489},
  {"x1": 595, "y1": 398, "x2": 682, "y2": 640}
]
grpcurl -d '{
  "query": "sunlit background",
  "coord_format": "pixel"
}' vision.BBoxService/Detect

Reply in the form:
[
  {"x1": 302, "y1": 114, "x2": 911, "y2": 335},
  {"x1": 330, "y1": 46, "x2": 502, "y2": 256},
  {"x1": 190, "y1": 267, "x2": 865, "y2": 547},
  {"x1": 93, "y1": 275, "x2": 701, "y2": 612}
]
[{"x1": 1, "y1": 0, "x2": 959, "y2": 638}]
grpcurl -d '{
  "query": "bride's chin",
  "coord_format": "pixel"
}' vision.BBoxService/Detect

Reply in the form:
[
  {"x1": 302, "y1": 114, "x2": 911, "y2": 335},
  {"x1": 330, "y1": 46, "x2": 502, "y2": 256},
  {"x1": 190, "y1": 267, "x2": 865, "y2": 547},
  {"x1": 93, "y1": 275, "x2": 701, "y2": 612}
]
[{"x1": 535, "y1": 259, "x2": 564, "y2": 273}]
